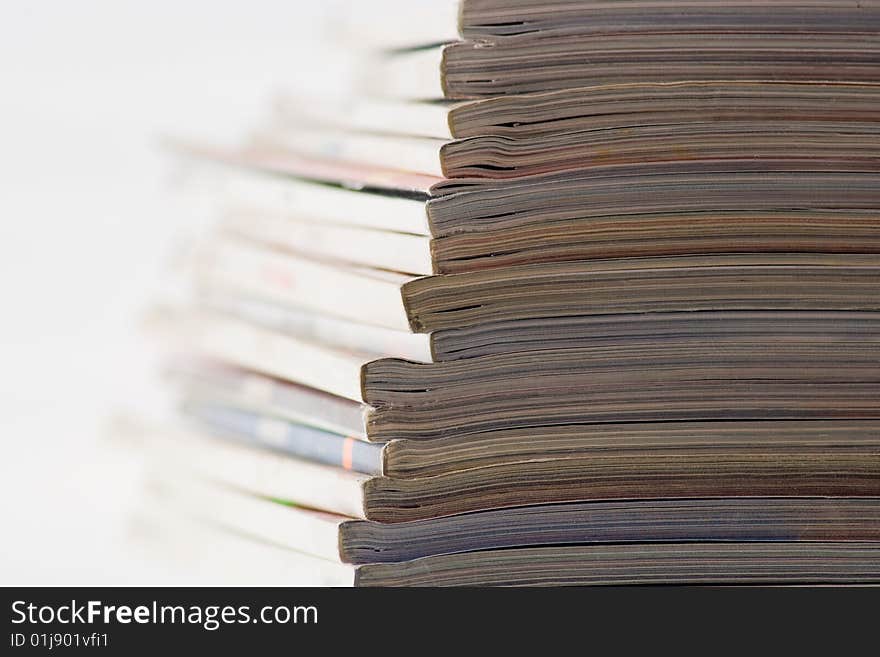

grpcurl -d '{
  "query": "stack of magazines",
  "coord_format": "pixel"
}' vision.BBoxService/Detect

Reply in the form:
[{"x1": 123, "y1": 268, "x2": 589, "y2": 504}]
[{"x1": 142, "y1": 0, "x2": 880, "y2": 585}]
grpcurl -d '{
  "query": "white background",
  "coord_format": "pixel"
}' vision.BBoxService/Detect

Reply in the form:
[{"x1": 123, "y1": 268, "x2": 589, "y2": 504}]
[{"x1": 0, "y1": 0, "x2": 345, "y2": 583}]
